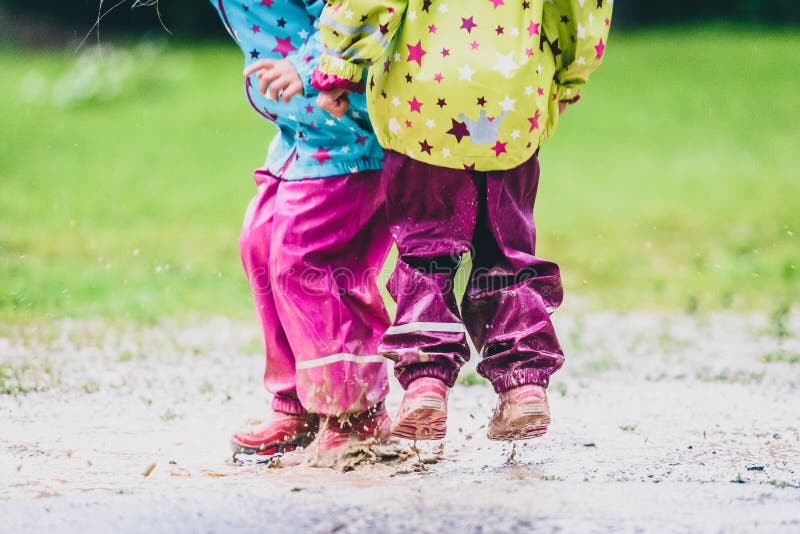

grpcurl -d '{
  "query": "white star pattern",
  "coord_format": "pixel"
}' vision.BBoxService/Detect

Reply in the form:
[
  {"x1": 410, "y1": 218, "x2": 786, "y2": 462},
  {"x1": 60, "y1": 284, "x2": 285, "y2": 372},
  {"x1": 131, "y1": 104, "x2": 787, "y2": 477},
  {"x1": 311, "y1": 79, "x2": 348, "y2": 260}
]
[
  {"x1": 493, "y1": 52, "x2": 520, "y2": 79},
  {"x1": 499, "y1": 95, "x2": 517, "y2": 112},
  {"x1": 303, "y1": 0, "x2": 613, "y2": 171},
  {"x1": 220, "y1": 0, "x2": 613, "y2": 179},
  {"x1": 458, "y1": 63, "x2": 475, "y2": 82}
]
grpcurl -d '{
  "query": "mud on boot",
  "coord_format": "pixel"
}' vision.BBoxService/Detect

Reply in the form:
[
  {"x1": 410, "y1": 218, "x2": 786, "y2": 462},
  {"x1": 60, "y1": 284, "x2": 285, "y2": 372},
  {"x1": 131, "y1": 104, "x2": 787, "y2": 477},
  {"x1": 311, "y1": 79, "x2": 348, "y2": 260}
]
[
  {"x1": 391, "y1": 377, "x2": 449, "y2": 441},
  {"x1": 487, "y1": 385, "x2": 550, "y2": 441},
  {"x1": 305, "y1": 403, "x2": 392, "y2": 468}
]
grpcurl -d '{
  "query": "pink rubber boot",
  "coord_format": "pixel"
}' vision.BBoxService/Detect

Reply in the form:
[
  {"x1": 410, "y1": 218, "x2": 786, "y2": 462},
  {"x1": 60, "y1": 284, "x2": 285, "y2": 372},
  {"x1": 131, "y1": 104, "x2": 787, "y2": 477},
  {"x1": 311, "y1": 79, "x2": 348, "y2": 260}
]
[
  {"x1": 230, "y1": 412, "x2": 318, "y2": 456},
  {"x1": 391, "y1": 377, "x2": 449, "y2": 440},
  {"x1": 487, "y1": 385, "x2": 550, "y2": 441}
]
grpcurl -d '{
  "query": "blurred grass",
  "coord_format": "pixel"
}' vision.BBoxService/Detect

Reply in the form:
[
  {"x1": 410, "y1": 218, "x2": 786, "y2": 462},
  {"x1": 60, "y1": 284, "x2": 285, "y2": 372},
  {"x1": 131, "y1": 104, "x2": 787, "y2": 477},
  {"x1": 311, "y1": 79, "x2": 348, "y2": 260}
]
[
  {"x1": 538, "y1": 27, "x2": 799, "y2": 313},
  {"x1": 1, "y1": 28, "x2": 798, "y2": 322}
]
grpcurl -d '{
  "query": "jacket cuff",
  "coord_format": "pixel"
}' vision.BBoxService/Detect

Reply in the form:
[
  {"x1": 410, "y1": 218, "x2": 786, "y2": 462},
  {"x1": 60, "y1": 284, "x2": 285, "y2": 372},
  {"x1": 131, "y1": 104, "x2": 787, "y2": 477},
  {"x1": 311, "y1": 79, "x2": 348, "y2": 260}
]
[
  {"x1": 317, "y1": 54, "x2": 364, "y2": 84},
  {"x1": 311, "y1": 69, "x2": 365, "y2": 93},
  {"x1": 557, "y1": 84, "x2": 581, "y2": 104}
]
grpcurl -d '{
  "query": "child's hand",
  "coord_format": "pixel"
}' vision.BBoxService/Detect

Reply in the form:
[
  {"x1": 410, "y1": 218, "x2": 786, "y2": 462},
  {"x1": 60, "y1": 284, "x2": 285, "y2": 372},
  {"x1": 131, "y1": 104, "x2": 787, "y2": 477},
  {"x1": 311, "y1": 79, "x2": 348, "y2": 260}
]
[
  {"x1": 559, "y1": 101, "x2": 568, "y2": 115},
  {"x1": 317, "y1": 89, "x2": 351, "y2": 119},
  {"x1": 244, "y1": 60, "x2": 304, "y2": 103}
]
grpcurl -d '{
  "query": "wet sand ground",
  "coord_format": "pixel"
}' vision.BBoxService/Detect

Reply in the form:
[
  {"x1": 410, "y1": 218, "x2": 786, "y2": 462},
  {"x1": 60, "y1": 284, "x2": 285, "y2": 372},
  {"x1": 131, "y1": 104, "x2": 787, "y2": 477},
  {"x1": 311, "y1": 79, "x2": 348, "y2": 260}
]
[{"x1": 2, "y1": 312, "x2": 799, "y2": 532}]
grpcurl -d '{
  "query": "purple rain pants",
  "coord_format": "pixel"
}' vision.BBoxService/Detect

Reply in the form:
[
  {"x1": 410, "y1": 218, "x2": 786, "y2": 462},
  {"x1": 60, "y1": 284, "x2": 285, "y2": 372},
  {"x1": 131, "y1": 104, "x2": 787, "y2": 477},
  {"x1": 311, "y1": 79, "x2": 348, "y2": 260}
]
[
  {"x1": 379, "y1": 151, "x2": 565, "y2": 394},
  {"x1": 239, "y1": 169, "x2": 392, "y2": 417}
]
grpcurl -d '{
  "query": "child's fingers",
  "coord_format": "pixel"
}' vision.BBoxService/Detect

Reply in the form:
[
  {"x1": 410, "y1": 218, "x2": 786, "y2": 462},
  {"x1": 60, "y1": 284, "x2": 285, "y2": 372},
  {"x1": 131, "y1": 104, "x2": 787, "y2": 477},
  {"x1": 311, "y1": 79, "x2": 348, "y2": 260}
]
[
  {"x1": 317, "y1": 91, "x2": 350, "y2": 119},
  {"x1": 330, "y1": 93, "x2": 351, "y2": 118},
  {"x1": 317, "y1": 92, "x2": 348, "y2": 119},
  {"x1": 267, "y1": 75, "x2": 292, "y2": 102},
  {"x1": 316, "y1": 93, "x2": 335, "y2": 114},
  {"x1": 281, "y1": 80, "x2": 304, "y2": 103},
  {"x1": 258, "y1": 69, "x2": 282, "y2": 96},
  {"x1": 335, "y1": 96, "x2": 351, "y2": 118},
  {"x1": 243, "y1": 59, "x2": 275, "y2": 77},
  {"x1": 327, "y1": 89, "x2": 347, "y2": 103}
]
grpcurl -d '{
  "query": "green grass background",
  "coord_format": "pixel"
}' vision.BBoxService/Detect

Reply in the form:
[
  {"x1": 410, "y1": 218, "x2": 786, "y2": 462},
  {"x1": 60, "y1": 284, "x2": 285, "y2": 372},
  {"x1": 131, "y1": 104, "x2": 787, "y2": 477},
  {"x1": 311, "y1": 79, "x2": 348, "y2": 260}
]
[{"x1": 1, "y1": 28, "x2": 798, "y2": 322}]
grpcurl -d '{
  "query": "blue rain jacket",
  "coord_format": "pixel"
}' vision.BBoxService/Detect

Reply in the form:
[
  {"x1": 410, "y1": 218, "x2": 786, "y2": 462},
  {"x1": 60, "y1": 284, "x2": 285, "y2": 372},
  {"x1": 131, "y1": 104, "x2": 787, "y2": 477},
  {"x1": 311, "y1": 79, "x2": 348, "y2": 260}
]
[{"x1": 211, "y1": 0, "x2": 383, "y2": 179}]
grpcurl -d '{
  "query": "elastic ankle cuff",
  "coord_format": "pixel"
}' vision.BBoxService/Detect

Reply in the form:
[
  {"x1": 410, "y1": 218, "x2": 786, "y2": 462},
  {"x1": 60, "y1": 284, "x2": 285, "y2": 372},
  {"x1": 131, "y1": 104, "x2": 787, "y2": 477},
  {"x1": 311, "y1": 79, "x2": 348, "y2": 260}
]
[
  {"x1": 490, "y1": 368, "x2": 552, "y2": 394},
  {"x1": 272, "y1": 396, "x2": 306, "y2": 415},
  {"x1": 396, "y1": 363, "x2": 456, "y2": 390}
]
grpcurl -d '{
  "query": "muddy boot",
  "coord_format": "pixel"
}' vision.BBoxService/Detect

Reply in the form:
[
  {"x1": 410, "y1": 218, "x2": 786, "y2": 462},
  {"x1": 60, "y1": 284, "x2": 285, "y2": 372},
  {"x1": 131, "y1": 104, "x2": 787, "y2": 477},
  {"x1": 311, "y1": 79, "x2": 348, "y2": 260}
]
[
  {"x1": 391, "y1": 377, "x2": 449, "y2": 440},
  {"x1": 487, "y1": 385, "x2": 550, "y2": 441},
  {"x1": 230, "y1": 412, "x2": 319, "y2": 456},
  {"x1": 306, "y1": 404, "x2": 392, "y2": 467}
]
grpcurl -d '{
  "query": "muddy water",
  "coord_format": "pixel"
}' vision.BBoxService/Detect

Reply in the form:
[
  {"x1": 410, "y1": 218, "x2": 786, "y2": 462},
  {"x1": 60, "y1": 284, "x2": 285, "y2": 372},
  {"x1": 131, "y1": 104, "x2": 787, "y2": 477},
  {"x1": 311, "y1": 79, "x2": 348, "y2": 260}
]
[{"x1": 2, "y1": 313, "x2": 800, "y2": 532}]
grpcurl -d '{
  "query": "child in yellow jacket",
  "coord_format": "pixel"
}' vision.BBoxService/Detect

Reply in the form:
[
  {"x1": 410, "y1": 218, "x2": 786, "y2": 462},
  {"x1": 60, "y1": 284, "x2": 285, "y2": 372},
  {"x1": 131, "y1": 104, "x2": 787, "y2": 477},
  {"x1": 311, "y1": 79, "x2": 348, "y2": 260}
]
[{"x1": 313, "y1": 0, "x2": 613, "y2": 442}]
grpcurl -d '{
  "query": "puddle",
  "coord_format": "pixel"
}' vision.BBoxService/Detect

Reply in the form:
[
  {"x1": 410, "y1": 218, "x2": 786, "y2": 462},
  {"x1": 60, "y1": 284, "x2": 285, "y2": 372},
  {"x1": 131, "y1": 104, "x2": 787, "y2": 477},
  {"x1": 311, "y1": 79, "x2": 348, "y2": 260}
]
[{"x1": 2, "y1": 314, "x2": 800, "y2": 530}]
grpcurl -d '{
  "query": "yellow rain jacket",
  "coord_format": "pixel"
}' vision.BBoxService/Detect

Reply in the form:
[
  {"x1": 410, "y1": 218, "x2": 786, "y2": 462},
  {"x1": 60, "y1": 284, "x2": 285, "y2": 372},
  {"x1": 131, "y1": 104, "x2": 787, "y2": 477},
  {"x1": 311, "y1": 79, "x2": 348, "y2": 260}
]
[{"x1": 317, "y1": 0, "x2": 613, "y2": 171}]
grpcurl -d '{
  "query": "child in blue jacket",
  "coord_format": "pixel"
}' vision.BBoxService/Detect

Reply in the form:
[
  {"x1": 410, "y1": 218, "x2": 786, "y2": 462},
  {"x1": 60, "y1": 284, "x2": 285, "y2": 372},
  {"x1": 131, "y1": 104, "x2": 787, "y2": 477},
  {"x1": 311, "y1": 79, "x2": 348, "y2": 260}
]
[{"x1": 211, "y1": 0, "x2": 393, "y2": 462}]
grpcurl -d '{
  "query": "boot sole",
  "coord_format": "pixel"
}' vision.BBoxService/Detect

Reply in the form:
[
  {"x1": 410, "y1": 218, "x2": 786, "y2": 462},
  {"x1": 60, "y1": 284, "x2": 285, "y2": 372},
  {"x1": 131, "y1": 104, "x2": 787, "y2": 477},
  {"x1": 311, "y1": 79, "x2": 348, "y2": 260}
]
[
  {"x1": 391, "y1": 401, "x2": 447, "y2": 441},
  {"x1": 487, "y1": 403, "x2": 551, "y2": 441},
  {"x1": 230, "y1": 436, "x2": 308, "y2": 456}
]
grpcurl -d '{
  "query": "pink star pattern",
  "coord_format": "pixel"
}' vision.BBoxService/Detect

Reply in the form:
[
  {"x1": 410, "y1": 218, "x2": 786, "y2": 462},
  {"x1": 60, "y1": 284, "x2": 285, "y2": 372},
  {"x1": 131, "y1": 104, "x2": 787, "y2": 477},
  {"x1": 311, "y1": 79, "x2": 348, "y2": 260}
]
[
  {"x1": 528, "y1": 110, "x2": 541, "y2": 132},
  {"x1": 311, "y1": 147, "x2": 332, "y2": 166},
  {"x1": 316, "y1": 0, "x2": 612, "y2": 169},
  {"x1": 491, "y1": 141, "x2": 508, "y2": 156},
  {"x1": 460, "y1": 17, "x2": 477, "y2": 33},
  {"x1": 407, "y1": 40, "x2": 427, "y2": 66},
  {"x1": 272, "y1": 36, "x2": 296, "y2": 58},
  {"x1": 215, "y1": 0, "x2": 400, "y2": 181},
  {"x1": 594, "y1": 38, "x2": 606, "y2": 59}
]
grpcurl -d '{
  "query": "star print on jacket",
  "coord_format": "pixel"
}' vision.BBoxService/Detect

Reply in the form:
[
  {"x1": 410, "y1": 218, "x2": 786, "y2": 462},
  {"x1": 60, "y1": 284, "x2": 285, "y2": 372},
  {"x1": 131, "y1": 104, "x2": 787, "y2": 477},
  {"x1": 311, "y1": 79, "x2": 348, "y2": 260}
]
[
  {"x1": 315, "y1": 0, "x2": 613, "y2": 171},
  {"x1": 210, "y1": 0, "x2": 383, "y2": 180}
]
